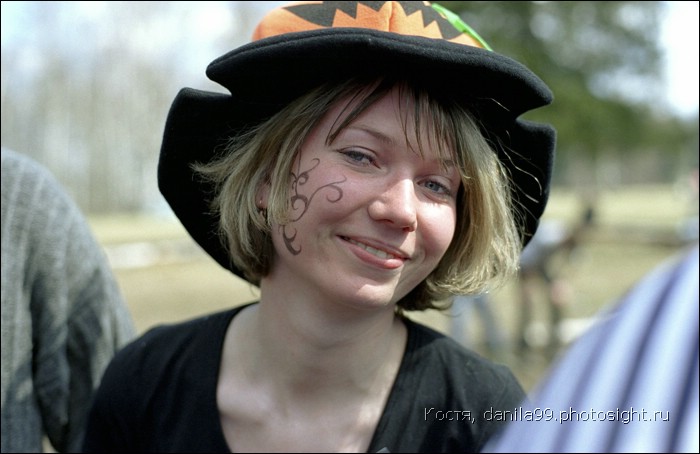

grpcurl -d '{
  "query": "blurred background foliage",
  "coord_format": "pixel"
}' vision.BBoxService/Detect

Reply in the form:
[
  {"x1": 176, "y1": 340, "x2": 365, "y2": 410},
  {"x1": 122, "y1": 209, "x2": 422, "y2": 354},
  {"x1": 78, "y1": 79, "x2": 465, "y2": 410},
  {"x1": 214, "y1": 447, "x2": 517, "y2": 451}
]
[
  {"x1": 441, "y1": 1, "x2": 698, "y2": 186},
  {"x1": 1, "y1": 1, "x2": 697, "y2": 214}
]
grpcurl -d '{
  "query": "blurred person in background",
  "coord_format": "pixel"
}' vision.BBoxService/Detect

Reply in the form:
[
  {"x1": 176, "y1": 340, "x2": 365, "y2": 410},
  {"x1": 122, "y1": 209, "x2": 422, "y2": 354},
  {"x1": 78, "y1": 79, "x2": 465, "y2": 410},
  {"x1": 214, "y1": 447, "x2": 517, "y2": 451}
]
[
  {"x1": 485, "y1": 243, "x2": 699, "y2": 453},
  {"x1": 449, "y1": 292, "x2": 506, "y2": 355},
  {"x1": 82, "y1": 2, "x2": 558, "y2": 452},
  {"x1": 516, "y1": 202, "x2": 595, "y2": 355},
  {"x1": 1, "y1": 147, "x2": 135, "y2": 453},
  {"x1": 677, "y1": 162, "x2": 698, "y2": 244}
]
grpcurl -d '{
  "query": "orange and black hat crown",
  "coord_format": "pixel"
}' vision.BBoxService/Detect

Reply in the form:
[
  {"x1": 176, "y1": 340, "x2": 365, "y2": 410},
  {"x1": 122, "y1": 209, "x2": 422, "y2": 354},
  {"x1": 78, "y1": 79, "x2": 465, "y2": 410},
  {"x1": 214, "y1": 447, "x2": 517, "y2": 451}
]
[
  {"x1": 252, "y1": 1, "x2": 489, "y2": 48},
  {"x1": 159, "y1": 1, "x2": 556, "y2": 280}
]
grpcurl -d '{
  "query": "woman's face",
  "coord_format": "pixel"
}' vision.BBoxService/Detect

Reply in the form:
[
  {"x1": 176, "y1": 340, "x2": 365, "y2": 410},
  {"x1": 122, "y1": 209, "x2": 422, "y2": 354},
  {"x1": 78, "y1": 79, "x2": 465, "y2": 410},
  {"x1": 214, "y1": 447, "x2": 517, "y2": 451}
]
[{"x1": 267, "y1": 85, "x2": 459, "y2": 309}]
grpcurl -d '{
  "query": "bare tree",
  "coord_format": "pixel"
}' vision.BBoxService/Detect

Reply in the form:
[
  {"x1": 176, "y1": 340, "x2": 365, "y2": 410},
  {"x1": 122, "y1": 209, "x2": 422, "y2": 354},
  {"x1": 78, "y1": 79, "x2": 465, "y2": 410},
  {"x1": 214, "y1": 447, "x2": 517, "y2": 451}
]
[{"x1": 1, "y1": 1, "x2": 264, "y2": 214}]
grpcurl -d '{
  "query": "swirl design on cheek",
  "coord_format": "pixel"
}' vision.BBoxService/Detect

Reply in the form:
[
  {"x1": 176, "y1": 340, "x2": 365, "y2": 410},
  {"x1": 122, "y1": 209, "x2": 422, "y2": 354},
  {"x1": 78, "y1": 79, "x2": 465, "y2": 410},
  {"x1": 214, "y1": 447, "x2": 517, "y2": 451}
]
[{"x1": 281, "y1": 158, "x2": 345, "y2": 255}]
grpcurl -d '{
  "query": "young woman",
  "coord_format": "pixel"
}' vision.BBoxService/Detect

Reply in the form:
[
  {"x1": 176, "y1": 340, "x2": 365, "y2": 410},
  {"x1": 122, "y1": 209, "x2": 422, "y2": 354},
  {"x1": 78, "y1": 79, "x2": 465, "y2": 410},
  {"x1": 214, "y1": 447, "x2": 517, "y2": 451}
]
[{"x1": 83, "y1": 2, "x2": 556, "y2": 452}]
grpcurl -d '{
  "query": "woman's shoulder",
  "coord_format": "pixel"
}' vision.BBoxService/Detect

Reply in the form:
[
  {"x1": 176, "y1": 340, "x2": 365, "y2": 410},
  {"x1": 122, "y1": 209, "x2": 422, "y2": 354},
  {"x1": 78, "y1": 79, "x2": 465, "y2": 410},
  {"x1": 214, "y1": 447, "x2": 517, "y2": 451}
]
[
  {"x1": 373, "y1": 316, "x2": 526, "y2": 452},
  {"x1": 107, "y1": 304, "x2": 253, "y2": 379},
  {"x1": 403, "y1": 315, "x2": 490, "y2": 362},
  {"x1": 402, "y1": 316, "x2": 523, "y2": 396},
  {"x1": 139, "y1": 306, "x2": 242, "y2": 344}
]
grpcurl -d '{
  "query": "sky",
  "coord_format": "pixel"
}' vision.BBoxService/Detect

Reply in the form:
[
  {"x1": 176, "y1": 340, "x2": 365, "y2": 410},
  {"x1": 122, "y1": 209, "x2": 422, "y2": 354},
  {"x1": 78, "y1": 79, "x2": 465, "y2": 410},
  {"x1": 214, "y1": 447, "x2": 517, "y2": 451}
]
[
  {"x1": 659, "y1": 1, "x2": 699, "y2": 118},
  {"x1": 1, "y1": 1, "x2": 698, "y2": 118}
]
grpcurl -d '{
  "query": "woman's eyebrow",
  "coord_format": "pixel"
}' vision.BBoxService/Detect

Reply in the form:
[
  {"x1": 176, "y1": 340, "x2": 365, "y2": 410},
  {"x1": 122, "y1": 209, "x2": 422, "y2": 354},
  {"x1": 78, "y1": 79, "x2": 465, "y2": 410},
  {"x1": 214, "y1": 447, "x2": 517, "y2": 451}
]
[
  {"x1": 341, "y1": 125, "x2": 396, "y2": 146},
  {"x1": 342, "y1": 125, "x2": 457, "y2": 168}
]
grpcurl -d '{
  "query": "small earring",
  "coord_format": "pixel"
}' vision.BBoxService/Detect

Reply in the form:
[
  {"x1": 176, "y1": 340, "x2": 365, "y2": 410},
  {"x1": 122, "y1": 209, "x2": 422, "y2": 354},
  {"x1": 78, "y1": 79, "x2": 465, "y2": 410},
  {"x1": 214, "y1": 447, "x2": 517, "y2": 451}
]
[{"x1": 257, "y1": 199, "x2": 268, "y2": 220}]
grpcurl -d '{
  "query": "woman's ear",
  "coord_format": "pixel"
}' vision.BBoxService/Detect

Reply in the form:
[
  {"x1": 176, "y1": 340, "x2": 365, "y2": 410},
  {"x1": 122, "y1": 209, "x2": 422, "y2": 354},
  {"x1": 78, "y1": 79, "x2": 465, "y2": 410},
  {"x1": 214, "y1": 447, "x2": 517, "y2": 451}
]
[{"x1": 256, "y1": 183, "x2": 271, "y2": 209}]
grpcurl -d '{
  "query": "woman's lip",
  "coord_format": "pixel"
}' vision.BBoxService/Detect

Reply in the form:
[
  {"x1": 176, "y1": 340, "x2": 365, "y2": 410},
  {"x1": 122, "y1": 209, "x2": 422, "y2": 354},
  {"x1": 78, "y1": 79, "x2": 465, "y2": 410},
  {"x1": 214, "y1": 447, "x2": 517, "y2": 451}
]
[{"x1": 340, "y1": 236, "x2": 409, "y2": 261}]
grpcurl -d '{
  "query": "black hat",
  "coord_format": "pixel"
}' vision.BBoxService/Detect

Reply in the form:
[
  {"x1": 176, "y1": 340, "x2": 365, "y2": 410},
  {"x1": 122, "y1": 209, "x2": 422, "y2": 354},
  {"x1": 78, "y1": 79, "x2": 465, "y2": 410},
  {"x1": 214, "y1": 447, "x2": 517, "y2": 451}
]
[{"x1": 158, "y1": 1, "x2": 556, "y2": 280}]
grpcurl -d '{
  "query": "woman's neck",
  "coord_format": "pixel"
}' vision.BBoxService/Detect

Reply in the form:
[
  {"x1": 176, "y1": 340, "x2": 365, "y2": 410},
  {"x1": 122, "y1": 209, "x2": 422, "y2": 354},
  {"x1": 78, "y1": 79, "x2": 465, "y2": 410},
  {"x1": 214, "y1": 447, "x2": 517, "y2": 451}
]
[
  {"x1": 227, "y1": 286, "x2": 407, "y2": 403},
  {"x1": 217, "y1": 296, "x2": 408, "y2": 453}
]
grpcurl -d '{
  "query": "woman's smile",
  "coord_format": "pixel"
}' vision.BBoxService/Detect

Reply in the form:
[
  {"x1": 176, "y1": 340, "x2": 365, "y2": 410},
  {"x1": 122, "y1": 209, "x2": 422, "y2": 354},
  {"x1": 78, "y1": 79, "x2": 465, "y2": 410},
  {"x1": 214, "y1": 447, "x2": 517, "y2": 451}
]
[{"x1": 340, "y1": 235, "x2": 409, "y2": 270}]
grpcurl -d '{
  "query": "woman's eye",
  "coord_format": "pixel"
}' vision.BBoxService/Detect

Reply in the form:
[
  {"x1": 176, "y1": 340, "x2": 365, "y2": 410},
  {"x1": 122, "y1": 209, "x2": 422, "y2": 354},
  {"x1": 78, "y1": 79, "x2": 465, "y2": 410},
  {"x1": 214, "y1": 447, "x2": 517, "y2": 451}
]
[
  {"x1": 341, "y1": 150, "x2": 374, "y2": 166},
  {"x1": 424, "y1": 180, "x2": 452, "y2": 196}
]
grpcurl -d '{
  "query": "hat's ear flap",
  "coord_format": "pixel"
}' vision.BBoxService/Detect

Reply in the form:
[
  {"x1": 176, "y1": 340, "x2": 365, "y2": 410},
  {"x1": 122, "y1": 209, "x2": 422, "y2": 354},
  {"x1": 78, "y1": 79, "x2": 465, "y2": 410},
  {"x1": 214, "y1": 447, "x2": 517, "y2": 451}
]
[
  {"x1": 505, "y1": 120, "x2": 556, "y2": 246},
  {"x1": 158, "y1": 88, "x2": 243, "y2": 274}
]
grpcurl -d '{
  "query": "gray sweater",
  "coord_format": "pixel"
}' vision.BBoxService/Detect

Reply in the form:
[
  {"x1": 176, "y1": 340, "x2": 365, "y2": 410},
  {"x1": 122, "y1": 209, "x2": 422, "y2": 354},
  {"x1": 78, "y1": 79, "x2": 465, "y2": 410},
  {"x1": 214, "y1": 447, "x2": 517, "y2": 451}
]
[{"x1": 1, "y1": 148, "x2": 135, "y2": 453}]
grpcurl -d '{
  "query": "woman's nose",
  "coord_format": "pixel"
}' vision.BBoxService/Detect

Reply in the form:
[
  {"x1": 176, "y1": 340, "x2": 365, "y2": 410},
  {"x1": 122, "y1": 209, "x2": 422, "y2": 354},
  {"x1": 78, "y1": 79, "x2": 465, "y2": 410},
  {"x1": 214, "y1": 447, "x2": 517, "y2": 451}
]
[{"x1": 368, "y1": 179, "x2": 418, "y2": 232}]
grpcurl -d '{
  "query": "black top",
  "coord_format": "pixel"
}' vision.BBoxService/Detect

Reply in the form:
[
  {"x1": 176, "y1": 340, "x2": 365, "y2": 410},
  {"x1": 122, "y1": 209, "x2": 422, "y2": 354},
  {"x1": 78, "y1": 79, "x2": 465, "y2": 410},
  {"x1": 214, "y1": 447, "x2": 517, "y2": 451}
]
[{"x1": 83, "y1": 303, "x2": 525, "y2": 453}]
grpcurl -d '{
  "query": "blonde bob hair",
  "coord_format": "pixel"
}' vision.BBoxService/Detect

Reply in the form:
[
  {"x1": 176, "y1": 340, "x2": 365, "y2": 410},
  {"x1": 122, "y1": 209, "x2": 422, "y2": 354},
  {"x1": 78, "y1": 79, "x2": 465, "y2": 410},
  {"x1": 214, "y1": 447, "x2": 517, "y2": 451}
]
[{"x1": 194, "y1": 76, "x2": 523, "y2": 312}]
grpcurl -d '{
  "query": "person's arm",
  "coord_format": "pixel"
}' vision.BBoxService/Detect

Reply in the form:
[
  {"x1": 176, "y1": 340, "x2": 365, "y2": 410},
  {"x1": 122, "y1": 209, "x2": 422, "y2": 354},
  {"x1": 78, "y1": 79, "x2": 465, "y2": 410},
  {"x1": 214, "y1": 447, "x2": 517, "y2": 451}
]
[{"x1": 18, "y1": 152, "x2": 135, "y2": 452}]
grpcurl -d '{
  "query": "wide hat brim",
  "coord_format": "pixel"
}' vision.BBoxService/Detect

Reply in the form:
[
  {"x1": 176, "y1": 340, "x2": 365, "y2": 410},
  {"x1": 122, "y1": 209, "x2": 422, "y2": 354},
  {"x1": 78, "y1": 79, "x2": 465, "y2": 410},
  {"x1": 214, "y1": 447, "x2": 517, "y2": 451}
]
[{"x1": 158, "y1": 28, "x2": 556, "y2": 280}]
